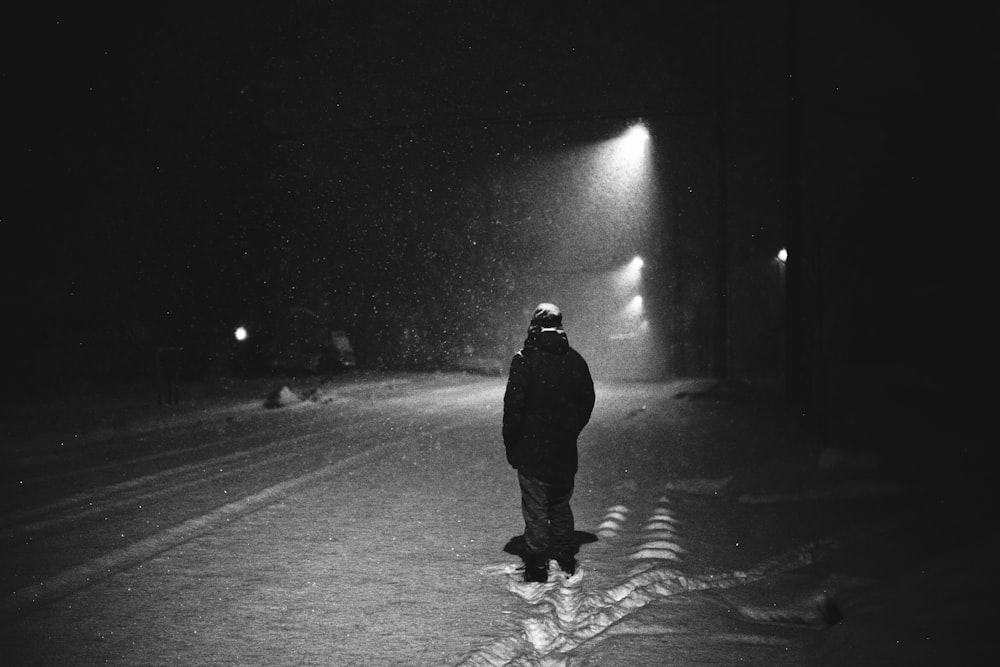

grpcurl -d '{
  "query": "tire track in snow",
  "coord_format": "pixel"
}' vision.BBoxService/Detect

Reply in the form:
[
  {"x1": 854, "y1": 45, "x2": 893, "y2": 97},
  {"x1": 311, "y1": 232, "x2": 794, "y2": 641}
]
[
  {"x1": 459, "y1": 494, "x2": 838, "y2": 666},
  {"x1": 0, "y1": 430, "x2": 323, "y2": 534},
  {"x1": 0, "y1": 374, "x2": 504, "y2": 627},
  {"x1": 0, "y1": 416, "x2": 474, "y2": 626},
  {"x1": 1, "y1": 396, "x2": 437, "y2": 535}
]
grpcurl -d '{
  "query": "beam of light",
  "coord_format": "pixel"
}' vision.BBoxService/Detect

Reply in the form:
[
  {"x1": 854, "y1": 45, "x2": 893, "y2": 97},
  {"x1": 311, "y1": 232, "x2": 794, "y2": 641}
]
[
  {"x1": 523, "y1": 120, "x2": 664, "y2": 380},
  {"x1": 580, "y1": 122, "x2": 652, "y2": 207},
  {"x1": 624, "y1": 294, "x2": 644, "y2": 319},
  {"x1": 614, "y1": 256, "x2": 645, "y2": 288},
  {"x1": 627, "y1": 255, "x2": 644, "y2": 279},
  {"x1": 608, "y1": 293, "x2": 647, "y2": 341},
  {"x1": 618, "y1": 124, "x2": 650, "y2": 162},
  {"x1": 234, "y1": 325, "x2": 248, "y2": 342},
  {"x1": 606, "y1": 123, "x2": 651, "y2": 180}
]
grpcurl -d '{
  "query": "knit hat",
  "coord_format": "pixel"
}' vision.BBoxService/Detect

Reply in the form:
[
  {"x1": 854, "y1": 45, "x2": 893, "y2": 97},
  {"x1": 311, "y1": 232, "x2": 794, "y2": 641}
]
[{"x1": 530, "y1": 302, "x2": 562, "y2": 327}]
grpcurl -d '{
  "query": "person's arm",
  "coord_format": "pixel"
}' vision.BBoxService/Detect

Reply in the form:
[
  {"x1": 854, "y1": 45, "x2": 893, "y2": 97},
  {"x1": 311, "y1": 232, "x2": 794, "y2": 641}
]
[
  {"x1": 576, "y1": 355, "x2": 596, "y2": 434},
  {"x1": 502, "y1": 352, "x2": 529, "y2": 468}
]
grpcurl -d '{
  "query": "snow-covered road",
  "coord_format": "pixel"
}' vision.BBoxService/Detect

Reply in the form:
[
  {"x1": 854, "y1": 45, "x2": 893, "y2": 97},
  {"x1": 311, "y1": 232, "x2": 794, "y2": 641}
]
[{"x1": 1, "y1": 372, "x2": 992, "y2": 665}]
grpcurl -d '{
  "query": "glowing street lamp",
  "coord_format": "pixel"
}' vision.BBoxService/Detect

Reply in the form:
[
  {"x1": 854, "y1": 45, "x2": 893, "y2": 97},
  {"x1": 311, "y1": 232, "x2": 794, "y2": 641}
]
[
  {"x1": 615, "y1": 255, "x2": 646, "y2": 288},
  {"x1": 623, "y1": 255, "x2": 644, "y2": 282},
  {"x1": 619, "y1": 124, "x2": 650, "y2": 160},
  {"x1": 623, "y1": 294, "x2": 644, "y2": 320},
  {"x1": 609, "y1": 123, "x2": 651, "y2": 175},
  {"x1": 622, "y1": 123, "x2": 649, "y2": 155}
]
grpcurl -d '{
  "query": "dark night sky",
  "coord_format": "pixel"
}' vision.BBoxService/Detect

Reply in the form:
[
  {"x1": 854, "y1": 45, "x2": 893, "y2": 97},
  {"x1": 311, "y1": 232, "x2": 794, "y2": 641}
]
[
  {"x1": 3, "y1": 1, "x2": 996, "y2": 384},
  {"x1": 6, "y1": 2, "x2": 711, "y2": 339}
]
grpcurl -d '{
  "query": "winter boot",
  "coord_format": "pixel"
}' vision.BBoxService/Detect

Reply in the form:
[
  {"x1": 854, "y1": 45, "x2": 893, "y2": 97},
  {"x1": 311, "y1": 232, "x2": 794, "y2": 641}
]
[
  {"x1": 556, "y1": 556, "x2": 577, "y2": 576},
  {"x1": 523, "y1": 555, "x2": 549, "y2": 583}
]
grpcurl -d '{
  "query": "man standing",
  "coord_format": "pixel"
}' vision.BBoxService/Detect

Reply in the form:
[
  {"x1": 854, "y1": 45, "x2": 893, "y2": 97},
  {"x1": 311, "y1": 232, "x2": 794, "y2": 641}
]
[{"x1": 503, "y1": 303, "x2": 595, "y2": 583}]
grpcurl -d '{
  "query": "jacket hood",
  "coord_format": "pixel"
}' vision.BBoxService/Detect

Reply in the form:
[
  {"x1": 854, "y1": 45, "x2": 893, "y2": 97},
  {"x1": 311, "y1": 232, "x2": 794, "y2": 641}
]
[
  {"x1": 524, "y1": 327, "x2": 569, "y2": 355},
  {"x1": 530, "y1": 302, "x2": 562, "y2": 328}
]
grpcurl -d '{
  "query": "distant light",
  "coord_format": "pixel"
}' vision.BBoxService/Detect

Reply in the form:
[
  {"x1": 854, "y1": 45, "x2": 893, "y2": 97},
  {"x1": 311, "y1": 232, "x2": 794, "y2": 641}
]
[
  {"x1": 618, "y1": 124, "x2": 650, "y2": 163},
  {"x1": 624, "y1": 294, "x2": 644, "y2": 318},
  {"x1": 620, "y1": 255, "x2": 644, "y2": 284},
  {"x1": 623, "y1": 124, "x2": 650, "y2": 145},
  {"x1": 598, "y1": 121, "x2": 652, "y2": 194},
  {"x1": 776, "y1": 248, "x2": 788, "y2": 263},
  {"x1": 234, "y1": 326, "x2": 248, "y2": 342}
]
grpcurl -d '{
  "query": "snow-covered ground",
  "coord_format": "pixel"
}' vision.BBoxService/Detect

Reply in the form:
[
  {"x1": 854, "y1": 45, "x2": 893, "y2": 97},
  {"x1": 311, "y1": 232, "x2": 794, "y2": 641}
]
[{"x1": 0, "y1": 371, "x2": 994, "y2": 665}]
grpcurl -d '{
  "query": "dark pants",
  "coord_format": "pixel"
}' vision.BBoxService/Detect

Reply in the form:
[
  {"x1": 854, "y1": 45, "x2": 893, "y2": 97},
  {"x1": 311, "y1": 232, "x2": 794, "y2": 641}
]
[{"x1": 518, "y1": 471, "x2": 575, "y2": 560}]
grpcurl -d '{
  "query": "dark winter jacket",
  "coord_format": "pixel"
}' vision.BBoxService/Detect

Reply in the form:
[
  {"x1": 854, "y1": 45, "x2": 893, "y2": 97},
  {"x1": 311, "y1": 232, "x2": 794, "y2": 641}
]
[{"x1": 502, "y1": 327, "x2": 595, "y2": 482}]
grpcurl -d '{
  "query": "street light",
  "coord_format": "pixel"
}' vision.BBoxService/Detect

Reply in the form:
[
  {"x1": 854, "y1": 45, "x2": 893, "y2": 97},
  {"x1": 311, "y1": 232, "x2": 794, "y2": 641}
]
[
  {"x1": 607, "y1": 123, "x2": 651, "y2": 181},
  {"x1": 618, "y1": 123, "x2": 651, "y2": 161},
  {"x1": 613, "y1": 255, "x2": 645, "y2": 290},
  {"x1": 527, "y1": 120, "x2": 661, "y2": 379}
]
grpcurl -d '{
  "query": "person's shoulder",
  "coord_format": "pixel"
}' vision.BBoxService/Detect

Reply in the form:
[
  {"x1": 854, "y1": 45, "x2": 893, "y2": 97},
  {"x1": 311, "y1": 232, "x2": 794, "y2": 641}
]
[{"x1": 567, "y1": 346, "x2": 592, "y2": 369}]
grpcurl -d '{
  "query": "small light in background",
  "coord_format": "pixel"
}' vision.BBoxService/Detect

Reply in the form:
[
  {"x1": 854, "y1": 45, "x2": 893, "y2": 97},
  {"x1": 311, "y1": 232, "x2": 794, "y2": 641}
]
[{"x1": 234, "y1": 325, "x2": 248, "y2": 342}]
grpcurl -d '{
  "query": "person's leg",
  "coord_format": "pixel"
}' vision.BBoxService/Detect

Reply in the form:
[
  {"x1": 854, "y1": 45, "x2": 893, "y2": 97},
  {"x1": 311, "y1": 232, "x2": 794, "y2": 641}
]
[
  {"x1": 518, "y1": 472, "x2": 550, "y2": 582},
  {"x1": 548, "y1": 477, "x2": 577, "y2": 574}
]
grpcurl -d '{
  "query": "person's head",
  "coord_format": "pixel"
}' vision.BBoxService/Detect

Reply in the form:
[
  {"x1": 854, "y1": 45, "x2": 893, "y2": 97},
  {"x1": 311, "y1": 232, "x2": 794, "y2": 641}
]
[{"x1": 530, "y1": 302, "x2": 562, "y2": 329}]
